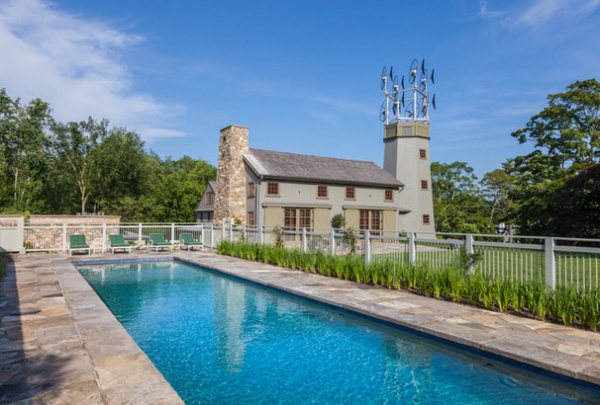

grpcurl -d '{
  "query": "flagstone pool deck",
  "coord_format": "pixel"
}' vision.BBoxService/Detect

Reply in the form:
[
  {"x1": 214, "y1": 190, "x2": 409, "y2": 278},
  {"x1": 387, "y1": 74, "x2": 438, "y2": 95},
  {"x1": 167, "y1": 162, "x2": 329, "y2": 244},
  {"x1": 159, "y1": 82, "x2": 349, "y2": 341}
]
[{"x1": 2, "y1": 251, "x2": 600, "y2": 403}]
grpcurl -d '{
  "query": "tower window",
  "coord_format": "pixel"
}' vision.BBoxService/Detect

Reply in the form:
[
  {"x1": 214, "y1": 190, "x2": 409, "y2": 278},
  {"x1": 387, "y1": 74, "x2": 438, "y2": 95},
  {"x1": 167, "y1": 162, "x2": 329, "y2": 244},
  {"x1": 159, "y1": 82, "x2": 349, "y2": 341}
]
[
  {"x1": 419, "y1": 149, "x2": 427, "y2": 159},
  {"x1": 423, "y1": 214, "x2": 431, "y2": 225},
  {"x1": 421, "y1": 180, "x2": 428, "y2": 190},
  {"x1": 402, "y1": 126, "x2": 412, "y2": 136}
]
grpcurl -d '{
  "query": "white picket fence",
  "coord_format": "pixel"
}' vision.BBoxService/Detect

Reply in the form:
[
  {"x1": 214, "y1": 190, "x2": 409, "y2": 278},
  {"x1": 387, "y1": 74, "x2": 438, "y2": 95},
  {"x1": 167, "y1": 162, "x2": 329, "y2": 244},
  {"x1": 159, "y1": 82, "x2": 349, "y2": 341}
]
[{"x1": 1, "y1": 219, "x2": 599, "y2": 290}]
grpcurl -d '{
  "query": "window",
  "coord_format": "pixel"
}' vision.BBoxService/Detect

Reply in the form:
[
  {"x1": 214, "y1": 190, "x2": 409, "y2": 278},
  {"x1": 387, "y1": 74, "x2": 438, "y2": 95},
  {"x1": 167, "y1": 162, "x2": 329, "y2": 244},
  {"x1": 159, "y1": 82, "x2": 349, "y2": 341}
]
[
  {"x1": 206, "y1": 192, "x2": 214, "y2": 206},
  {"x1": 384, "y1": 189, "x2": 393, "y2": 202},
  {"x1": 247, "y1": 211, "x2": 255, "y2": 226},
  {"x1": 402, "y1": 126, "x2": 412, "y2": 136},
  {"x1": 284, "y1": 208, "x2": 296, "y2": 230},
  {"x1": 247, "y1": 182, "x2": 255, "y2": 198},
  {"x1": 421, "y1": 180, "x2": 428, "y2": 190},
  {"x1": 267, "y1": 182, "x2": 279, "y2": 196},
  {"x1": 360, "y1": 210, "x2": 383, "y2": 235},
  {"x1": 423, "y1": 214, "x2": 431, "y2": 225},
  {"x1": 360, "y1": 210, "x2": 369, "y2": 231},
  {"x1": 345, "y1": 187, "x2": 355, "y2": 200},
  {"x1": 419, "y1": 149, "x2": 427, "y2": 159},
  {"x1": 285, "y1": 208, "x2": 313, "y2": 231},
  {"x1": 317, "y1": 185, "x2": 328, "y2": 198},
  {"x1": 299, "y1": 208, "x2": 312, "y2": 229},
  {"x1": 371, "y1": 211, "x2": 381, "y2": 232}
]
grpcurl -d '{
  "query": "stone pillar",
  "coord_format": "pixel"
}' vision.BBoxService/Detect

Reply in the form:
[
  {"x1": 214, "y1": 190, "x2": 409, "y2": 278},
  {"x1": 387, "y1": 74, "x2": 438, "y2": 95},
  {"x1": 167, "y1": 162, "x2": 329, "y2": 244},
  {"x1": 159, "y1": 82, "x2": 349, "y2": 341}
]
[{"x1": 214, "y1": 125, "x2": 249, "y2": 225}]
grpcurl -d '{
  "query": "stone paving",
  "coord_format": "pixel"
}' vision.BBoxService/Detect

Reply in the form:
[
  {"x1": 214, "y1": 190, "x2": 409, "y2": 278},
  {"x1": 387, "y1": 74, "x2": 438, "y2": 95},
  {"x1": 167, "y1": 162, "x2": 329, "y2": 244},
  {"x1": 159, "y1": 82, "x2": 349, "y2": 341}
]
[{"x1": 2, "y1": 250, "x2": 600, "y2": 403}]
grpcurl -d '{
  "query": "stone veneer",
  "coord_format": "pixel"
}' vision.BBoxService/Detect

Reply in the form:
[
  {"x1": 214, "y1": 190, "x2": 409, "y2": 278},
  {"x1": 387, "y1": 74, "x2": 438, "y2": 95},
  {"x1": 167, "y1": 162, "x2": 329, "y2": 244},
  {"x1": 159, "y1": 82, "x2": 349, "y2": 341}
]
[
  {"x1": 24, "y1": 215, "x2": 121, "y2": 251},
  {"x1": 214, "y1": 125, "x2": 249, "y2": 225}
]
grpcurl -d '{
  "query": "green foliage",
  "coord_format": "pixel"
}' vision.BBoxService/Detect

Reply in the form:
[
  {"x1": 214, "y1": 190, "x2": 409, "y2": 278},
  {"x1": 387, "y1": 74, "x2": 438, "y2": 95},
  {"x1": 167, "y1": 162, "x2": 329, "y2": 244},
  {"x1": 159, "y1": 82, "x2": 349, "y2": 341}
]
[
  {"x1": 0, "y1": 88, "x2": 217, "y2": 220},
  {"x1": 272, "y1": 226, "x2": 284, "y2": 248},
  {"x1": 0, "y1": 89, "x2": 52, "y2": 213},
  {"x1": 512, "y1": 79, "x2": 600, "y2": 170},
  {"x1": 505, "y1": 79, "x2": 600, "y2": 237},
  {"x1": 331, "y1": 213, "x2": 345, "y2": 229},
  {"x1": 343, "y1": 227, "x2": 357, "y2": 255},
  {"x1": 458, "y1": 247, "x2": 484, "y2": 272},
  {"x1": 431, "y1": 161, "x2": 489, "y2": 233},
  {"x1": 218, "y1": 240, "x2": 600, "y2": 332}
]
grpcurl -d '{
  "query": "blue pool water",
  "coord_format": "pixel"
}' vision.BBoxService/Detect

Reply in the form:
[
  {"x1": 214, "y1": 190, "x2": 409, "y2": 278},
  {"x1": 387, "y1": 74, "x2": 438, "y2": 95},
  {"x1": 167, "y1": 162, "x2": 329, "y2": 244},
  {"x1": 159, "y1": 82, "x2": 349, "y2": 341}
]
[{"x1": 78, "y1": 261, "x2": 600, "y2": 404}]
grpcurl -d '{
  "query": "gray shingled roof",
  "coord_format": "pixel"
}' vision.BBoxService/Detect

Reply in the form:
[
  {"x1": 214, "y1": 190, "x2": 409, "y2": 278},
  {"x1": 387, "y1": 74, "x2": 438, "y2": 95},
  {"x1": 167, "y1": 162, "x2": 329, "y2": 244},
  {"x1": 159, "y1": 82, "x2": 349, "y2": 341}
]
[{"x1": 244, "y1": 148, "x2": 403, "y2": 188}]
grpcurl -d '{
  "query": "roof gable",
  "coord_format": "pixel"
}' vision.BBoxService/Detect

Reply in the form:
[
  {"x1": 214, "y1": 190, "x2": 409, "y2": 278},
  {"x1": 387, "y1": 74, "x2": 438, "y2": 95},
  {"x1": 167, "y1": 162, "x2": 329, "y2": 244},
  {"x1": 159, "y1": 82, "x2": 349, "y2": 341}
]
[{"x1": 244, "y1": 148, "x2": 403, "y2": 188}]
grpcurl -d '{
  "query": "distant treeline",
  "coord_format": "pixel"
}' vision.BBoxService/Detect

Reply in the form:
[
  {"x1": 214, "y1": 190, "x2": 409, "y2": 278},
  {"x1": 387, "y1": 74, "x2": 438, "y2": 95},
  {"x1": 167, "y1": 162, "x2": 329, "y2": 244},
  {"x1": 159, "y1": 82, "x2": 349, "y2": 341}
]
[{"x1": 0, "y1": 88, "x2": 216, "y2": 222}]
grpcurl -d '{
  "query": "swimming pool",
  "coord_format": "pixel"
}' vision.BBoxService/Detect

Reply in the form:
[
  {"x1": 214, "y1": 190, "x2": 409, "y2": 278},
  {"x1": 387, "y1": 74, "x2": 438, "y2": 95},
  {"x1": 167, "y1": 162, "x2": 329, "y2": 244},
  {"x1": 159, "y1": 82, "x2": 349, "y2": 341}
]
[{"x1": 78, "y1": 260, "x2": 600, "y2": 404}]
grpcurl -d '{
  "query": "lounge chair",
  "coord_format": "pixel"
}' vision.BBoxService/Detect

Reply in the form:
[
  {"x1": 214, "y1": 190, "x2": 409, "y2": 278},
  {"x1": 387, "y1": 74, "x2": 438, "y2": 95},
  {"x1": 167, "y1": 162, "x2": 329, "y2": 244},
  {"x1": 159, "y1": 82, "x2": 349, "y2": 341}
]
[
  {"x1": 68, "y1": 234, "x2": 91, "y2": 256},
  {"x1": 180, "y1": 233, "x2": 203, "y2": 251},
  {"x1": 109, "y1": 234, "x2": 133, "y2": 253},
  {"x1": 149, "y1": 233, "x2": 174, "y2": 252}
]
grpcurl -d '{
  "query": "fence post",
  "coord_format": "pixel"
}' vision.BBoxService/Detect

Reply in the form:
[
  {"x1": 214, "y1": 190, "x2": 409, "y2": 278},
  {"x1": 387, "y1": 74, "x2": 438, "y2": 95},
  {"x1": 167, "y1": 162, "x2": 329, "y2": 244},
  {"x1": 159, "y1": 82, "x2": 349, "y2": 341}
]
[
  {"x1": 62, "y1": 223, "x2": 67, "y2": 252},
  {"x1": 465, "y1": 234, "x2": 475, "y2": 274},
  {"x1": 102, "y1": 223, "x2": 107, "y2": 253},
  {"x1": 364, "y1": 230, "x2": 371, "y2": 265},
  {"x1": 210, "y1": 223, "x2": 214, "y2": 248},
  {"x1": 408, "y1": 232, "x2": 416, "y2": 264},
  {"x1": 302, "y1": 228, "x2": 307, "y2": 253},
  {"x1": 171, "y1": 223, "x2": 175, "y2": 242},
  {"x1": 200, "y1": 223, "x2": 204, "y2": 247},
  {"x1": 465, "y1": 234, "x2": 474, "y2": 255},
  {"x1": 545, "y1": 237, "x2": 556, "y2": 289},
  {"x1": 138, "y1": 223, "x2": 143, "y2": 246},
  {"x1": 243, "y1": 224, "x2": 247, "y2": 242},
  {"x1": 229, "y1": 219, "x2": 233, "y2": 242},
  {"x1": 330, "y1": 228, "x2": 335, "y2": 256},
  {"x1": 260, "y1": 226, "x2": 264, "y2": 245}
]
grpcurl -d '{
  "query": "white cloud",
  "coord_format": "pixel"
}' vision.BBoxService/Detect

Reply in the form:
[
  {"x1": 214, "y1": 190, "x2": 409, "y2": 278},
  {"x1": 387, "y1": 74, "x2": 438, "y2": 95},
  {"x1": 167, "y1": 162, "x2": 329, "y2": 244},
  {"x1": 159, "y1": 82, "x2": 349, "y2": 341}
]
[
  {"x1": 514, "y1": 0, "x2": 600, "y2": 28},
  {"x1": 0, "y1": 0, "x2": 183, "y2": 139},
  {"x1": 478, "y1": 0, "x2": 600, "y2": 30}
]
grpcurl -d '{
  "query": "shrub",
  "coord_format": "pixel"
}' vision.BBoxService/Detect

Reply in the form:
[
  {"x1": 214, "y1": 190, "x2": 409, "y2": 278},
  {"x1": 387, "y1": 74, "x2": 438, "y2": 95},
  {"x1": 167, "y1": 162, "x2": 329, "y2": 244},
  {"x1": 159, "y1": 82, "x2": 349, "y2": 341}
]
[{"x1": 331, "y1": 214, "x2": 345, "y2": 229}]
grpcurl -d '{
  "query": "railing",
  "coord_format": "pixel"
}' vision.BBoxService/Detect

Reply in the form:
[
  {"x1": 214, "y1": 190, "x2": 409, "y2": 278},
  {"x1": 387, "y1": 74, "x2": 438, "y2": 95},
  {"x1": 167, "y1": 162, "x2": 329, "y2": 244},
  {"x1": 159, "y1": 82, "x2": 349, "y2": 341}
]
[
  {"x1": 2, "y1": 220, "x2": 600, "y2": 291},
  {"x1": 21, "y1": 223, "x2": 221, "y2": 253}
]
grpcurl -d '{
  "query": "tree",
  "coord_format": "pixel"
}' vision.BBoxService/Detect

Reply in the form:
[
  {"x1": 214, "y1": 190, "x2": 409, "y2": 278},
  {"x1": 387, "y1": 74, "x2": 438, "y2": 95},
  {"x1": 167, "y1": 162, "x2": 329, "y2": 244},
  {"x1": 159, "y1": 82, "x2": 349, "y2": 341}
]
[
  {"x1": 506, "y1": 79, "x2": 600, "y2": 236},
  {"x1": 480, "y1": 169, "x2": 516, "y2": 227},
  {"x1": 88, "y1": 128, "x2": 150, "y2": 215},
  {"x1": 431, "y1": 162, "x2": 488, "y2": 233},
  {"x1": 512, "y1": 79, "x2": 600, "y2": 172},
  {"x1": 552, "y1": 163, "x2": 600, "y2": 238},
  {"x1": 50, "y1": 117, "x2": 108, "y2": 214},
  {"x1": 147, "y1": 156, "x2": 217, "y2": 222},
  {"x1": 0, "y1": 89, "x2": 52, "y2": 212}
]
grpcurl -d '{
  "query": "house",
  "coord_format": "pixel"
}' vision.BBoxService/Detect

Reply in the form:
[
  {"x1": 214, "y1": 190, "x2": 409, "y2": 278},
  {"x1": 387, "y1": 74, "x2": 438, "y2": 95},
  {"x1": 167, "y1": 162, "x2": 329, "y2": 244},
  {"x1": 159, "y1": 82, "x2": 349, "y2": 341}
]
[
  {"x1": 196, "y1": 124, "x2": 435, "y2": 234},
  {"x1": 195, "y1": 181, "x2": 216, "y2": 223}
]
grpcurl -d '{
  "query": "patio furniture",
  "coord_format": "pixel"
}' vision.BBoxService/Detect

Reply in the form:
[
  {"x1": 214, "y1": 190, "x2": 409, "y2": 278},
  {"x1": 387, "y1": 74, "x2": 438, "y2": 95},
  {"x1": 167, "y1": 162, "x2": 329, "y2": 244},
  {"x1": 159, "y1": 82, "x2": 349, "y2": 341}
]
[
  {"x1": 109, "y1": 234, "x2": 133, "y2": 253},
  {"x1": 180, "y1": 233, "x2": 203, "y2": 251},
  {"x1": 148, "y1": 233, "x2": 174, "y2": 252},
  {"x1": 68, "y1": 234, "x2": 91, "y2": 256}
]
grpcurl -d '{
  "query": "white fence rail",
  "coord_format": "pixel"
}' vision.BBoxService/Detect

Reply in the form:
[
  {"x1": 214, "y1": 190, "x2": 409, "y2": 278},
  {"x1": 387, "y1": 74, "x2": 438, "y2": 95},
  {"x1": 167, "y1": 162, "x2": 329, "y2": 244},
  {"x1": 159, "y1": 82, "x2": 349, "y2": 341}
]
[{"x1": 1, "y1": 220, "x2": 600, "y2": 291}]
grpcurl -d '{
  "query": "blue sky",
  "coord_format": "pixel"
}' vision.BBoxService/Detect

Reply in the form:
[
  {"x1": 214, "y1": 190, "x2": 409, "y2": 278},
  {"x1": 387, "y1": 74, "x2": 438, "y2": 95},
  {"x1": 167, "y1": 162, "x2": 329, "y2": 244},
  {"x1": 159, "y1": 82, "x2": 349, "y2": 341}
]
[{"x1": 1, "y1": 0, "x2": 599, "y2": 178}]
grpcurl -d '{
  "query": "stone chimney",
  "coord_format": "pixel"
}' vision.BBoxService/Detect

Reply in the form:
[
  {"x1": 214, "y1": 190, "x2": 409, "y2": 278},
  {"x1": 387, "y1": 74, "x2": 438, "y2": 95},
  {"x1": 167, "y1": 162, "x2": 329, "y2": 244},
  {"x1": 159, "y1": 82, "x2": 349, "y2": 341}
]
[{"x1": 214, "y1": 125, "x2": 249, "y2": 225}]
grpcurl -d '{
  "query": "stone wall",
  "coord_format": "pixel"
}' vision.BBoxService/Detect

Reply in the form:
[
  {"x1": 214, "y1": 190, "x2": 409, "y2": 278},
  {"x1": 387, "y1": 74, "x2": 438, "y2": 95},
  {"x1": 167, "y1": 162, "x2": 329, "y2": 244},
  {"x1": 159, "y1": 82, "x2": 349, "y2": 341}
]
[
  {"x1": 214, "y1": 125, "x2": 249, "y2": 225},
  {"x1": 24, "y1": 215, "x2": 121, "y2": 251},
  {"x1": 28, "y1": 215, "x2": 121, "y2": 225}
]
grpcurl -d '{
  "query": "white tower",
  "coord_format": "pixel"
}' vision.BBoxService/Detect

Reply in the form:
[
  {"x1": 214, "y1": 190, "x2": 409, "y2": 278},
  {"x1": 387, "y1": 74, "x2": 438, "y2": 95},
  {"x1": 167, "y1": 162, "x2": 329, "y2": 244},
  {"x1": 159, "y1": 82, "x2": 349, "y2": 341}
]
[{"x1": 380, "y1": 59, "x2": 436, "y2": 234}]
